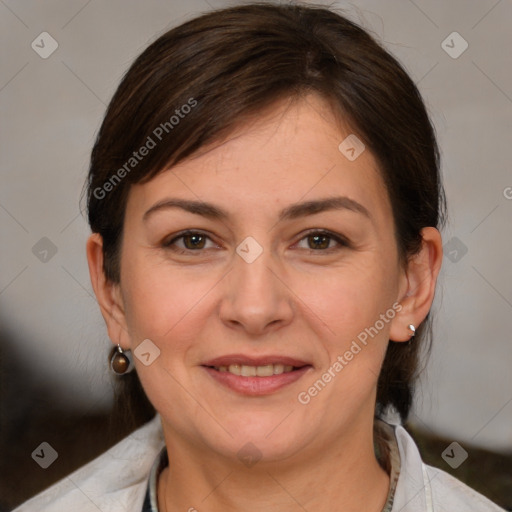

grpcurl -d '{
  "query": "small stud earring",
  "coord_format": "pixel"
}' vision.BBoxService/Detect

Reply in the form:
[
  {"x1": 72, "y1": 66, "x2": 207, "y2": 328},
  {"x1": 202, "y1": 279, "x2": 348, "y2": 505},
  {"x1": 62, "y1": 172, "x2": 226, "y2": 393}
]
[
  {"x1": 408, "y1": 324, "x2": 416, "y2": 337},
  {"x1": 109, "y1": 344, "x2": 134, "y2": 375}
]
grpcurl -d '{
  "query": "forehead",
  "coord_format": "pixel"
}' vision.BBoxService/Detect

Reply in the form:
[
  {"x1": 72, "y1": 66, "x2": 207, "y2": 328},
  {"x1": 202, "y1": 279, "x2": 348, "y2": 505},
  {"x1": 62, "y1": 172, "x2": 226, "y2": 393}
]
[{"x1": 125, "y1": 94, "x2": 392, "y2": 227}]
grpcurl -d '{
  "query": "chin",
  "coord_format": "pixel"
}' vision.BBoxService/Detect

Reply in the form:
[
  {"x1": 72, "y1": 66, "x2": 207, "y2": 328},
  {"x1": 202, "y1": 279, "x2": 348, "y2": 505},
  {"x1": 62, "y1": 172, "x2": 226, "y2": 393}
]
[{"x1": 206, "y1": 415, "x2": 309, "y2": 463}]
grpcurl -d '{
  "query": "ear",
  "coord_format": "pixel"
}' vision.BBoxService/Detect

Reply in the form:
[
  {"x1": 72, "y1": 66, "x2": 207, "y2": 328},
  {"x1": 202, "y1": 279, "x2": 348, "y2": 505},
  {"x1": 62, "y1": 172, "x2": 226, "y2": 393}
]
[
  {"x1": 389, "y1": 227, "x2": 443, "y2": 342},
  {"x1": 86, "y1": 233, "x2": 131, "y2": 350}
]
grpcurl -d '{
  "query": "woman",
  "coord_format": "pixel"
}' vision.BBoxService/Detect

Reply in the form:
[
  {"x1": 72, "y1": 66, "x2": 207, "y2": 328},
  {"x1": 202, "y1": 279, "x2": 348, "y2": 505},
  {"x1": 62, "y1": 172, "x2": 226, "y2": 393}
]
[{"x1": 14, "y1": 3, "x2": 505, "y2": 511}]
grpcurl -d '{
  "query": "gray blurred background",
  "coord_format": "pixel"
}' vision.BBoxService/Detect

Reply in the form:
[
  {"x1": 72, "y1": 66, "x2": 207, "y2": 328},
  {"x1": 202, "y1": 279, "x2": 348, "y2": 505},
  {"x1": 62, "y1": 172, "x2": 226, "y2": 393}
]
[{"x1": 1, "y1": 0, "x2": 511, "y2": 509}]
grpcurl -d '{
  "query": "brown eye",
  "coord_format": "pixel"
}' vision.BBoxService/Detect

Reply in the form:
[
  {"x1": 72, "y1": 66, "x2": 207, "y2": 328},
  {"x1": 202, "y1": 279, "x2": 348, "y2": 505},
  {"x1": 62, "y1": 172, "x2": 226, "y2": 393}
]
[
  {"x1": 182, "y1": 233, "x2": 207, "y2": 249},
  {"x1": 307, "y1": 234, "x2": 330, "y2": 250},
  {"x1": 296, "y1": 230, "x2": 349, "y2": 252},
  {"x1": 163, "y1": 231, "x2": 216, "y2": 254}
]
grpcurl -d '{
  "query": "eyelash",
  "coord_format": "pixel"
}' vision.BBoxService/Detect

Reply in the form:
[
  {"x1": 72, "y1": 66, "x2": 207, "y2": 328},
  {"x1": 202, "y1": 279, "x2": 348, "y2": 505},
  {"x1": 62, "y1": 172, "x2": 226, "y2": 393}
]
[{"x1": 162, "y1": 229, "x2": 350, "y2": 255}]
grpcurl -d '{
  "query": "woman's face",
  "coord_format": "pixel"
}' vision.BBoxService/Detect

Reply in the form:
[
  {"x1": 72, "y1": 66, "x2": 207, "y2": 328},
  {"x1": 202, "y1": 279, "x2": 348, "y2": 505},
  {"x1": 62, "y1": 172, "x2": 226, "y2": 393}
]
[{"x1": 115, "y1": 95, "x2": 409, "y2": 462}]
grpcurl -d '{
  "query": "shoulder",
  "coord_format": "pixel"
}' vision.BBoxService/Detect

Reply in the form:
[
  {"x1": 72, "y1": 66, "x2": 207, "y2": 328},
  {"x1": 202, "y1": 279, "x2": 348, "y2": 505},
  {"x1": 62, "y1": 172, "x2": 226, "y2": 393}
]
[
  {"x1": 12, "y1": 414, "x2": 165, "y2": 512},
  {"x1": 423, "y1": 463, "x2": 506, "y2": 511},
  {"x1": 389, "y1": 423, "x2": 505, "y2": 511}
]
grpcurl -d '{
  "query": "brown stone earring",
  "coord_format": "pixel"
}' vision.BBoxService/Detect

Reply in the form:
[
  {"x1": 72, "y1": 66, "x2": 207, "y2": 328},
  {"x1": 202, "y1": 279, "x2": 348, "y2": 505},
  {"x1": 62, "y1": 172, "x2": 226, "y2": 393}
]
[{"x1": 109, "y1": 344, "x2": 134, "y2": 375}]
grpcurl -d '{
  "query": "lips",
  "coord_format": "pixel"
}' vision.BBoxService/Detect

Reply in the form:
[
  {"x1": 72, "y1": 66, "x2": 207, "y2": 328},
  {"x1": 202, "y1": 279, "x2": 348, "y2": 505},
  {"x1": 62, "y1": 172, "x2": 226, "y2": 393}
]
[{"x1": 201, "y1": 354, "x2": 313, "y2": 396}]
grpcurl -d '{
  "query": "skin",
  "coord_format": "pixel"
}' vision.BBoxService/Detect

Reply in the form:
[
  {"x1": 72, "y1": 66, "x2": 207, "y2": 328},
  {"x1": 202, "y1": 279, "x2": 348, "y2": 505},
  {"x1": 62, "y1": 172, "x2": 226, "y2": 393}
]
[{"x1": 87, "y1": 94, "x2": 443, "y2": 512}]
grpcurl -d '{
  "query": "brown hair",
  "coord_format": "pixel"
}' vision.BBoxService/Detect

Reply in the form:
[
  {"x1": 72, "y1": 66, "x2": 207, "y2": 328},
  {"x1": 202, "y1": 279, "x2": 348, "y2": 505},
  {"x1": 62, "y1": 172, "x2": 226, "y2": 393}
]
[{"x1": 83, "y1": 2, "x2": 446, "y2": 436}]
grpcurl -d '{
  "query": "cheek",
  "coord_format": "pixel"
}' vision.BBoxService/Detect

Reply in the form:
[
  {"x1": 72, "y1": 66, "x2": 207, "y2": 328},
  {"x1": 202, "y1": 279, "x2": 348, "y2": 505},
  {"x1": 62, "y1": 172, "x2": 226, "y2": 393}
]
[
  {"x1": 298, "y1": 255, "x2": 396, "y2": 338},
  {"x1": 121, "y1": 261, "x2": 217, "y2": 422},
  {"x1": 293, "y1": 259, "x2": 399, "y2": 406},
  {"x1": 121, "y1": 248, "x2": 215, "y2": 341},
  {"x1": 297, "y1": 264, "x2": 396, "y2": 397}
]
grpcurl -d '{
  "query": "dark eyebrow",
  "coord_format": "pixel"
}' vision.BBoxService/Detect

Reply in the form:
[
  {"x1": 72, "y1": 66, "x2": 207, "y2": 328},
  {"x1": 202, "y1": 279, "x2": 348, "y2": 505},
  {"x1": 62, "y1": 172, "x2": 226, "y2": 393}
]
[{"x1": 143, "y1": 196, "x2": 371, "y2": 223}]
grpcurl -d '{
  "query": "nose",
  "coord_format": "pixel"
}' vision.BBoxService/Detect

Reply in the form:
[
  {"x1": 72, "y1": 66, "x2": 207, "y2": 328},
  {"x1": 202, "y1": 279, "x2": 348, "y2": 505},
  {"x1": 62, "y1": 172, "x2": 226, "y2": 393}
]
[{"x1": 219, "y1": 243, "x2": 294, "y2": 336}]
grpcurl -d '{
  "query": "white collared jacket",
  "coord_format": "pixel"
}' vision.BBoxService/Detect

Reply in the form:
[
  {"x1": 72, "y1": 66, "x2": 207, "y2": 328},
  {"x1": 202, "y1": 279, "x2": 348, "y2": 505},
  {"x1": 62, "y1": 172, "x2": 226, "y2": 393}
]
[{"x1": 12, "y1": 414, "x2": 506, "y2": 511}]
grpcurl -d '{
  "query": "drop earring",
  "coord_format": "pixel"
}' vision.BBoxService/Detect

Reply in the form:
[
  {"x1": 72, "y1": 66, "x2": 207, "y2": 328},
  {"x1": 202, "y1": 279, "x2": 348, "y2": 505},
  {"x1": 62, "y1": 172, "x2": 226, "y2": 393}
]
[{"x1": 109, "y1": 344, "x2": 134, "y2": 375}]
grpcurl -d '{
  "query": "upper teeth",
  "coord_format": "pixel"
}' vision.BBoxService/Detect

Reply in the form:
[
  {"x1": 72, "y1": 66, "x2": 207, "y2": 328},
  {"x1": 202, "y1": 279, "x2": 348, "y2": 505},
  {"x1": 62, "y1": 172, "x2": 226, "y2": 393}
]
[{"x1": 215, "y1": 364, "x2": 294, "y2": 376}]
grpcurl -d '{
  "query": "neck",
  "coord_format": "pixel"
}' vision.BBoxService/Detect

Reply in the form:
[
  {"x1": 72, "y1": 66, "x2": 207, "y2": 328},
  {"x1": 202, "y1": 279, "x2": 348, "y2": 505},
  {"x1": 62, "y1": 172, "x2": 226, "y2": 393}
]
[{"x1": 158, "y1": 418, "x2": 391, "y2": 512}]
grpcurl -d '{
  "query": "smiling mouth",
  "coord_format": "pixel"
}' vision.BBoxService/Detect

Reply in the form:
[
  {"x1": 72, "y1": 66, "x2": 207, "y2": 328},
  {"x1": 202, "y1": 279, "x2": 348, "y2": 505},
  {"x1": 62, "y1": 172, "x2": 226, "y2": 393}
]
[
  {"x1": 201, "y1": 355, "x2": 312, "y2": 395},
  {"x1": 208, "y1": 363, "x2": 301, "y2": 377}
]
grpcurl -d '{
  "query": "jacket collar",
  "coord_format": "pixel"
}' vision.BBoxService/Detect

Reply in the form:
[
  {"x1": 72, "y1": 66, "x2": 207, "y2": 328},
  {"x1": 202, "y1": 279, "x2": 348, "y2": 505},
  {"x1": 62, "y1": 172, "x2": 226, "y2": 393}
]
[{"x1": 392, "y1": 424, "x2": 433, "y2": 512}]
